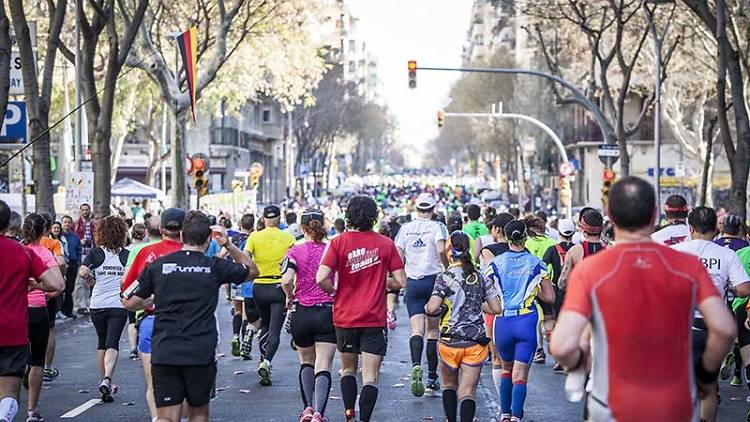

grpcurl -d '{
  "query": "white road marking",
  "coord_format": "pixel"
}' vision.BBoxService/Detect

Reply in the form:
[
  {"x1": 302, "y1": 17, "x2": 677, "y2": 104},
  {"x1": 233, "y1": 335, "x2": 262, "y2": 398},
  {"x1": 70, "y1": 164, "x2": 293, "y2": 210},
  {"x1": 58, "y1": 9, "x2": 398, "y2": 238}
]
[{"x1": 60, "y1": 399, "x2": 101, "y2": 418}]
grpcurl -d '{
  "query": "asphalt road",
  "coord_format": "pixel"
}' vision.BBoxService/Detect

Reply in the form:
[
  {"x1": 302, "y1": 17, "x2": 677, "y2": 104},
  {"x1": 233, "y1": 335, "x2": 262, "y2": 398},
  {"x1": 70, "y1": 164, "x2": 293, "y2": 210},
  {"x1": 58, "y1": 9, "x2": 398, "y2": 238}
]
[{"x1": 13, "y1": 298, "x2": 749, "y2": 421}]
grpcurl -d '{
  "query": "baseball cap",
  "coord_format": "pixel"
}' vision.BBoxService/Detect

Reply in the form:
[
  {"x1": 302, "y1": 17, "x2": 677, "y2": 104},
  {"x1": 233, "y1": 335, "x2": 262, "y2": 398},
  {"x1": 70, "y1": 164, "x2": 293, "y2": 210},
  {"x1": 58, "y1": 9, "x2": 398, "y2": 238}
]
[
  {"x1": 161, "y1": 208, "x2": 186, "y2": 230},
  {"x1": 504, "y1": 220, "x2": 527, "y2": 243},
  {"x1": 724, "y1": 214, "x2": 742, "y2": 231},
  {"x1": 558, "y1": 218, "x2": 576, "y2": 236},
  {"x1": 263, "y1": 205, "x2": 281, "y2": 219},
  {"x1": 300, "y1": 208, "x2": 324, "y2": 225},
  {"x1": 447, "y1": 215, "x2": 463, "y2": 230},
  {"x1": 415, "y1": 193, "x2": 437, "y2": 210}
]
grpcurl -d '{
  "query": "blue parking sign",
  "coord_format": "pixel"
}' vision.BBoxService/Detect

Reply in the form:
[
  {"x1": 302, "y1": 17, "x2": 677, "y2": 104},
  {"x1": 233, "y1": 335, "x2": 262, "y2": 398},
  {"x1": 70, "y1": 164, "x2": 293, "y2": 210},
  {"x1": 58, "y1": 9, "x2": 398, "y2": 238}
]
[{"x1": 0, "y1": 101, "x2": 27, "y2": 142}]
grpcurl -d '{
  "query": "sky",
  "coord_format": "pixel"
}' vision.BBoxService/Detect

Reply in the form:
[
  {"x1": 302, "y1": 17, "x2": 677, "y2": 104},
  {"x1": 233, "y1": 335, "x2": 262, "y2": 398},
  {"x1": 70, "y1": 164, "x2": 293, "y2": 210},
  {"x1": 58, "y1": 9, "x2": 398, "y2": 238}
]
[{"x1": 347, "y1": 0, "x2": 474, "y2": 167}]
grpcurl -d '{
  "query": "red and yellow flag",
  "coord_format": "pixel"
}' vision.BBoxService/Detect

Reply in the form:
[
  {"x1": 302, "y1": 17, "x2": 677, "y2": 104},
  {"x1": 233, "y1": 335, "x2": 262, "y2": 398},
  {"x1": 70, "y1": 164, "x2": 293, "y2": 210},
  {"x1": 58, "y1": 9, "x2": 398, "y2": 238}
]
[{"x1": 176, "y1": 27, "x2": 198, "y2": 122}]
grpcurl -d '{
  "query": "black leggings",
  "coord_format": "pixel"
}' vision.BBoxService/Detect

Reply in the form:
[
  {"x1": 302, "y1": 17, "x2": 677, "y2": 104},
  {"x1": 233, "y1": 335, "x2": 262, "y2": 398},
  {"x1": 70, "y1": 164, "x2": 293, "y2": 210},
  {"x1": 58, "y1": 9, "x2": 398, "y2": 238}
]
[
  {"x1": 28, "y1": 307, "x2": 49, "y2": 367},
  {"x1": 90, "y1": 308, "x2": 128, "y2": 351},
  {"x1": 252, "y1": 283, "x2": 287, "y2": 362}
]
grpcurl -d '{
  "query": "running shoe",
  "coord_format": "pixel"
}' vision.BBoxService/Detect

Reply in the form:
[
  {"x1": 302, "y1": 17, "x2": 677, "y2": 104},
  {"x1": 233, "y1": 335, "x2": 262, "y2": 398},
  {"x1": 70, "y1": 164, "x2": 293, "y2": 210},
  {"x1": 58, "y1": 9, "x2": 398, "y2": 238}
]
[
  {"x1": 25, "y1": 409, "x2": 44, "y2": 422},
  {"x1": 410, "y1": 365, "x2": 425, "y2": 397},
  {"x1": 42, "y1": 367, "x2": 58, "y2": 382},
  {"x1": 231, "y1": 336, "x2": 241, "y2": 357},
  {"x1": 425, "y1": 377, "x2": 440, "y2": 395},
  {"x1": 499, "y1": 414, "x2": 511, "y2": 422},
  {"x1": 299, "y1": 406, "x2": 314, "y2": 422},
  {"x1": 730, "y1": 375, "x2": 743, "y2": 387},
  {"x1": 387, "y1": 311, "x2": 397, "y2": 331},
  {"x1": 553, "y1": 362, "x2": 565, "y2": 373},
  {"x1": 258, "y1": 360, "x2": 272, "y2": 386},
  {"x1": 240, "y1": 330, "x2": 253, "y2": 360},
  {"x1": 533, "y1": 349, "x2": 546, "y2": 364},
  {"x1": 128, "y1": 350, "x2": 139, "y2": 360},
  {"x1": 720, "y1": 353, "x2": 736, "y2": 380},
  {"x1": 99, "y1": 378, "x2": 112, "y2": 397},
  {"x1": 344, "y1": 408, "x2": 356, "y2": 422},
  {"x1": 311, "y1": 412, "x2": 326, "y2": 422}
]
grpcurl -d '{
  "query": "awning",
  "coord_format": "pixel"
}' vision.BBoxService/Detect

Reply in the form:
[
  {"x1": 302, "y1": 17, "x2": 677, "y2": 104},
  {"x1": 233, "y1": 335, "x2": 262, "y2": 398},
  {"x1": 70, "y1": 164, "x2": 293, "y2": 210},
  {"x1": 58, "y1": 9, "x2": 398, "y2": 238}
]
[{"x1": 111, "y1": 178, "x2": 163, "y2": 199}]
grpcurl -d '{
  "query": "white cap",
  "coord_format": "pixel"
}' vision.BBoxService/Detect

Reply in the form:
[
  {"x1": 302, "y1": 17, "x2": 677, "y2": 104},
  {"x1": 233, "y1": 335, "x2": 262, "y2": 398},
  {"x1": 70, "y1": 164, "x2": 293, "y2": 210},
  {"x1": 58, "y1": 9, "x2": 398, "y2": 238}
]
[
  {"x1": 558, "y1": 219, "x2": 576, "y2": 237},
  {"x1": 415, "y1": 193, "x2": 437, "y2": 210}
]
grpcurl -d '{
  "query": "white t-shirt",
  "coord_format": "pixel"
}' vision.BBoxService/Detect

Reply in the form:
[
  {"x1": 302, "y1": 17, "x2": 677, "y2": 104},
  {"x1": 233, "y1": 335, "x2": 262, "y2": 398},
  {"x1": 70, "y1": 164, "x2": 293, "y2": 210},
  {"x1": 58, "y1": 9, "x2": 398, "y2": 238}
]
[
  {"x1": 673, "y1": 239, "x2": 750, "y2": 316},
  {"x1": 84, "y1": 247, "x2": 129, "y2": 309},
  {"x1": 546, "y1": 227, "x2": 560, "y2": 241},
  {"x1": 395, "y1": 217, "x2": 448, "y2": 279},
  {"x1": 651, "y1": 222, "x2": 691, "y2": 246}
]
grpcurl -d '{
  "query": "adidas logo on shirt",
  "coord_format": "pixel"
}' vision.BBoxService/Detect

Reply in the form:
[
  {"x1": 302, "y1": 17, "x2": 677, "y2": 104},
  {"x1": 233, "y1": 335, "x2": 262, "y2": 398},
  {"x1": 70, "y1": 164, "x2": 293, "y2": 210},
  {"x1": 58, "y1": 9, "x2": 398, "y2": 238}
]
[{"x1": 412, "y1": 238, "x2": 427, "y2": 248}]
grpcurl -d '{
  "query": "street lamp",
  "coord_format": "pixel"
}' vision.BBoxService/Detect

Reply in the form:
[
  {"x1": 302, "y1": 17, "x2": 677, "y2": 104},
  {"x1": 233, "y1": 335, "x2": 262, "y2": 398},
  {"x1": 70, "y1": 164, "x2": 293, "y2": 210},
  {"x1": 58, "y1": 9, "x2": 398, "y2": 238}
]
[{"x1": 642, "y1": 0, "x2": 676, "y2": 221}]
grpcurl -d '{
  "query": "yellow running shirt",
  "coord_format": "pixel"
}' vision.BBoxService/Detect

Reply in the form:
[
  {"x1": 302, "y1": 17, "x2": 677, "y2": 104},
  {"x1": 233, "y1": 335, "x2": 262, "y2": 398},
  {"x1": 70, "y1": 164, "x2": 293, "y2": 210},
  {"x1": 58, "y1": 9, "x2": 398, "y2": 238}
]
[{"x1": 243, "y1": 227, "x2": 295, "y2": 284}]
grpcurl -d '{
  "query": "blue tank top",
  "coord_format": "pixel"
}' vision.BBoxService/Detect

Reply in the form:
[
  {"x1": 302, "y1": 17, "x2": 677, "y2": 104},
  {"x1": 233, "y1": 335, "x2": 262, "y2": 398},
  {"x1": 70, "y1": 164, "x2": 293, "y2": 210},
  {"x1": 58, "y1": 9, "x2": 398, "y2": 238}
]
[{"x1": 486, "y1": 250, "x2": 547, "y2": 310}]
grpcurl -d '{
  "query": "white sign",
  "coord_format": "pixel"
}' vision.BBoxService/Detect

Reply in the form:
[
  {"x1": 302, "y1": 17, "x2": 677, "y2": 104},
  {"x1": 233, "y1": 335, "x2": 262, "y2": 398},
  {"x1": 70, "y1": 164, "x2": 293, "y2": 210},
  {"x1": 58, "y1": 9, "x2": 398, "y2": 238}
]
[
  {"x1": 65, "y1": 171, "x2": 94, "y2": 209},
  {"x1": 558, "y1": 161, "x2": 575, "y2": 177},
  {"x1": 597, "y1": 144, "x2": 620, "y2": 157},
  {"x1": 10, "y1": 51, "x2": 38, "y2": 96}
]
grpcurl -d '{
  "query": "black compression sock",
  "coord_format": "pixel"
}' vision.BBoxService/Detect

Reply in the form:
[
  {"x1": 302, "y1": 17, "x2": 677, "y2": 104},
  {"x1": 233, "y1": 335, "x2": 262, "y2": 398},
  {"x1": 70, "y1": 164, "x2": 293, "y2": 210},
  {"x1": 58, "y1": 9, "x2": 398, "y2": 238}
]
[
  {"x1": 341, "y1": 375, "x2": 358, "y2": 416},
  {"x1": 734, "y1": 344, "x2": 742, "y2": 377},
  {"x1": 299, "y1": 364, "x2": 314, "y2": 408},
  {"x1": 427, "y1": 339, "x2": 438, "y2": 379},
  {"x1": 409, "y1": 335, "x2": 424, "y2": 367},
  {"x1": 459, "y1": 397, "x2": 476, "y2": 422},
  {"x1": 314, "y1": 371, "x2": 332, "y2": 415},
  {"x1": 359, "y1": 384, "x2": 379, "y2": 422},
  {"x1": 442, "y1": 388, "x2": 457, "y2": 422},
  {"x1": 232, "y1": 313, "x2": 242, "y2": 337}
]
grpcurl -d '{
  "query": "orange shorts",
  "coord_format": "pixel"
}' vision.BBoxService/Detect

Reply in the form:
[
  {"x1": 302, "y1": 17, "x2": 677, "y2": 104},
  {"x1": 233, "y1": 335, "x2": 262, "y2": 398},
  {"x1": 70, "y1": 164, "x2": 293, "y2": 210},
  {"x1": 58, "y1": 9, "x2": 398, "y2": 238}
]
[{"x1": 438, "y1": 342, "x2": 489, "y2": 369}]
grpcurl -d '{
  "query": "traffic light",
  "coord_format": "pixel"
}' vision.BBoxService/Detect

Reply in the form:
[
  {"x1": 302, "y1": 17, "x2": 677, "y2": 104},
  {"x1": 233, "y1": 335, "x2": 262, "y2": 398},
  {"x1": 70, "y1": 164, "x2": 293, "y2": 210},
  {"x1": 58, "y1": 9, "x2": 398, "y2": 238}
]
[
  {"x1": 249, "y1": 162, "x2": 264, "y2": 189},
  {"x1": 437, "y1": 110, "x2": 445, "y2": 128},
  {"x1": 603, "y1": 168, "x2": 616, "y2": 183},
  {"x1": 408, "y1": 60, "x2": 417, "y2": 89},
  {"x1": 601, "y1": 169, "x2": 615, "y2": 207},
  {"x1": 190, "y1": 154, "x2": 209, "y2": 197}
]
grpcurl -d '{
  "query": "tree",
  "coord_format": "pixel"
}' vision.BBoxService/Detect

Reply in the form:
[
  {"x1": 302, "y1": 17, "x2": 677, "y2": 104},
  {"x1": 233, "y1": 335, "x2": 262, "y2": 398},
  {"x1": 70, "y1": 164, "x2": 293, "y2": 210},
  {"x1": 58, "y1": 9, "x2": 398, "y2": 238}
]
[
  {"x1": 57, "y1": 0, "x2": 148, "y2": 217},
  {"x1": 683, "y1": 0, "x2": 750, "y2": 218},
  {"x1": 9, "y1": 0, "x2": 67, "y2": 214},
  {"x1": 0, "y1": 2, "x2": 10, "y2": 133},
  {"x1": 128, "y1": 0, "x2": 321, "y2": 209}
]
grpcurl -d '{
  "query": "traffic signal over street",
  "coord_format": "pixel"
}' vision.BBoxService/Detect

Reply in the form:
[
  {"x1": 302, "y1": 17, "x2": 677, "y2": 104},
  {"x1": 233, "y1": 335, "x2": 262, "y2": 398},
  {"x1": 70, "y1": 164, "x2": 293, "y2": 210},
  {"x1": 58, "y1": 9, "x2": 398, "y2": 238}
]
[
  {"x1": 437, "y1": 110, "x2": 445, "y2": 128},
  {"x1": 190, "y1": 154, "x2": 209, "y2": 197},
  {"x1": 408, "y1": 60, "x2": 417, "y2": 89}
]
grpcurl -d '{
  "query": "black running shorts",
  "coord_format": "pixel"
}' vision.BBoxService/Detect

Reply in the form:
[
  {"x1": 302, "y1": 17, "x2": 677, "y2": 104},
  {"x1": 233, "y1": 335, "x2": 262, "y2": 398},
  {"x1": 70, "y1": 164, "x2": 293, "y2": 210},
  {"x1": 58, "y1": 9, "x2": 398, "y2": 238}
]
[
  {"x1": 336, "y1": 326, "x2": 388, "y2": 356},
  {"x1": 0, "y1": 345, "x2": 27, "y2": 377},
  {"x1": 28, "y1": 307, "x2": 50, "y2": 367},
  {"x1": 90, "y1": 308, "x2": 128, "y2": 350},
  {"x1": 152, "y1": 362, "x2": 217, "y2": 408},
  {"x1": 290, "y1": 304, "x2": 336, "y2": 348}
]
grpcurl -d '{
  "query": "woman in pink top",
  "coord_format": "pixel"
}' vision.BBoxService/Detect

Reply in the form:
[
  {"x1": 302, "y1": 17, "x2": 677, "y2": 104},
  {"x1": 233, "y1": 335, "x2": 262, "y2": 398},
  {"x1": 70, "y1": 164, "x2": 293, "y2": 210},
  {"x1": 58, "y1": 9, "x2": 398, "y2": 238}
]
[
  {"x1": 23, "y1": 214, "x2": 63, "y2": 422},
  {"x1": 281, "y1": 209, "x2": 335, "y2": 422}
]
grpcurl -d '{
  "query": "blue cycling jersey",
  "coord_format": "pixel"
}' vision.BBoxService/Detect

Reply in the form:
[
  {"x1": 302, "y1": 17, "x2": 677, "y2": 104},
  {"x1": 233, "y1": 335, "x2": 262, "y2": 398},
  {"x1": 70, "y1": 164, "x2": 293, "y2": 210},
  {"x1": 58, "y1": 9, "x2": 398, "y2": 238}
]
[{"x1": 486, "y1": 250, "x2": 547, "y2": 310}]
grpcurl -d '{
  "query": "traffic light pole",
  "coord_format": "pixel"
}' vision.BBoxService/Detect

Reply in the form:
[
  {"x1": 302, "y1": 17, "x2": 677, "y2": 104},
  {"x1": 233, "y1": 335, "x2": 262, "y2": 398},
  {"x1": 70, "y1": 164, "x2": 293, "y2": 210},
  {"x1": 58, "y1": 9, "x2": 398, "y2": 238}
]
[
  {"x1": 443, "y1": 111, "x2": 572, "y2": 219},
  {"x1": 416, "y1": 66, "x2": 612, "y2": 146}
]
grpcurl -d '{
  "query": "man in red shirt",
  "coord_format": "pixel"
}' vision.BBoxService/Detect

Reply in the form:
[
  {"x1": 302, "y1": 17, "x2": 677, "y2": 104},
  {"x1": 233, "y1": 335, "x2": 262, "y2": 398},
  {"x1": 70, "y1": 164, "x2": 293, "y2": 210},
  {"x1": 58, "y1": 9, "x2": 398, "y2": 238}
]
[
  {"x1": 121, "y1": 208, "x2": 184, "y2": 420},
  {"x1": 551, "y1": 177, "x2": 736, "y2": 422},
  {"x1": 317, "y1": 196, "x2": 406, "y2": 422},
  {"x1": 0, "y1": 200, "x2": 64, "y2": 422}
]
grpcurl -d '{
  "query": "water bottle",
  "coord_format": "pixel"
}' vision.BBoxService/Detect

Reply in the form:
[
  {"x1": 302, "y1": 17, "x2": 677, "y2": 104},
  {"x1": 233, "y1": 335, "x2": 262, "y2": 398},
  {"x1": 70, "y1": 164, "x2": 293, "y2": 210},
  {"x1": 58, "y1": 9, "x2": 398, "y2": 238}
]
[{"x1": 564, "y1": 367, "x2": 586, "y2": 402}]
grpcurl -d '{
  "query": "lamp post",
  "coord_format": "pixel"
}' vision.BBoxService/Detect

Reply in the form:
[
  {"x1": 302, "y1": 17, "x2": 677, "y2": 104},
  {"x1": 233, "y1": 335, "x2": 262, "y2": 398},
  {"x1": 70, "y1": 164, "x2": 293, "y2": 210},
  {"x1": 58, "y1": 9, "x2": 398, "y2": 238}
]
[{"x1": 642, "y1": 0, "x2": 676, "y2": 221}]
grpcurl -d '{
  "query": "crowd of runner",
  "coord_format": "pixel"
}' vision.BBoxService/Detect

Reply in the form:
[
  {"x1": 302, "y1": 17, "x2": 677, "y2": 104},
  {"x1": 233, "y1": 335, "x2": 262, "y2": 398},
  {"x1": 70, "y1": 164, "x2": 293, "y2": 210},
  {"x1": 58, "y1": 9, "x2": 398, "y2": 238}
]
[{"x1": 1, "y1": 175, "x2": 749, "y2": 421}]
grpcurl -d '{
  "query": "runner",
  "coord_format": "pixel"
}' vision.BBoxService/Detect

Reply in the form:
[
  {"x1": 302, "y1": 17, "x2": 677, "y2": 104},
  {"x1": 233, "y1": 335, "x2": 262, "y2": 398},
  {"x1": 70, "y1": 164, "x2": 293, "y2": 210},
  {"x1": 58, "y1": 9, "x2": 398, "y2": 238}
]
[
  {"x1": 551, "y1": 176, "x2": 736, "y2": 421},
  {"x1": 462, "y1": 204, "x2": 488, "y2": 240},
  {"x1": 22, "y1": 214, "x2": 66, "y2": 422},
  {"x1": 485, "y1": 219, "x2": 554, "y2": 422},
  {"x1": 473, "y1": 207, "x2": 497, "y2": 262},
  {"x1": 122, "y1": 211, "x2": 258, "y2": 422},
  {"x1": 78, "y1": 216, "x2": 131, "y2": 403},
  {"x1": 714, "y1": 214, "x2": 749, "y2": 251},
  {"x1": 673, "y1": 206, "x2": 750, "y2": 422},
  {"x1": 0, "y1": 202, "x2": 64, "y2": 422},
  {"x1": 280, "y1": 209, "x2": 335, "y2": 422},
  {"x1": 425, "y1": 231, "x2": 502, "y2": 422},
  {"x1": 651, "y1": 194, "x2": 691, "y2": 246},
  {"x1": 227, "y1": 214, "x2": 257, "y2": 360},
  {"x1": 316, "y1": 195, "x2": 407, "y2": 422},
  {"x1": 244, "y1": 205, "x2": 295, "y2": 386},
  {"x1": 394, "y1": 193, "x2": 448, "y2": 397},
  {"x1": 37, "y1": 214, "x2": 65, "y2": 384},
  {"x1": 557, "y1": 209, "x2": 606, "y2": 292},
  {"x1": 733, "y1": 246, "x2": 750, "y2": 415},
  {"x1": 121, "y1": 209, "x2": 185, "y2": 420}
]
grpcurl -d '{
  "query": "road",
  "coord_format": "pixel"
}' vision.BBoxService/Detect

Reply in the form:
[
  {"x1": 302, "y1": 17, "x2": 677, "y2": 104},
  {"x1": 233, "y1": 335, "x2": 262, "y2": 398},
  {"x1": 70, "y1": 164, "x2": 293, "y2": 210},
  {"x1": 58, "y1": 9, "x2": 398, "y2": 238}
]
[{"x1": 14, "y1": 298, "x2": 748, "y2": 421}]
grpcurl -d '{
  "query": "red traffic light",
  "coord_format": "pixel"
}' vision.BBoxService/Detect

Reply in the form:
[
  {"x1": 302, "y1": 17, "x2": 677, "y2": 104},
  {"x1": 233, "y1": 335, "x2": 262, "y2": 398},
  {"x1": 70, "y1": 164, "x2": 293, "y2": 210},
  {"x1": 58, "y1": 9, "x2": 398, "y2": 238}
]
[
  {"x1": 192, "y1": 157, "x2": 206, "y2": 171},
  {"x1": 603, "y1": 169, "x2": 616, "y2": 182}
]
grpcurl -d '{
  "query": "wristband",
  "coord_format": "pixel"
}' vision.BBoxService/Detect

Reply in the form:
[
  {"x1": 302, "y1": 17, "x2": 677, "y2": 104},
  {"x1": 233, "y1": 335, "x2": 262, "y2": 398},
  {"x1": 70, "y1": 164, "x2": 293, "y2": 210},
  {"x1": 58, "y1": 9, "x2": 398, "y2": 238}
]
[{"x1": 694, "y1": 359, "x2": 719, "y2": 384}]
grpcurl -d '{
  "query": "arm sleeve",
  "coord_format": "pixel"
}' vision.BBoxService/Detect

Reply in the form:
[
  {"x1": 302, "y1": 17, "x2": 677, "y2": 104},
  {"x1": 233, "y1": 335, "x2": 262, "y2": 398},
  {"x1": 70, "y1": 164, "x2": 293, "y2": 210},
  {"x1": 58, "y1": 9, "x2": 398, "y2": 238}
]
[
  {"x1": 560, "y1": 261, "x2": 592, "y2": 318},
  {"x1": 388, "y1": 241, "x2": 405, "y2": 272},
  {"x1": 728, "y1": 253, "x2": 750, "y2": 288},
  {"x1": 214, "y1": 258, "x2": 250, "y2": 286}
]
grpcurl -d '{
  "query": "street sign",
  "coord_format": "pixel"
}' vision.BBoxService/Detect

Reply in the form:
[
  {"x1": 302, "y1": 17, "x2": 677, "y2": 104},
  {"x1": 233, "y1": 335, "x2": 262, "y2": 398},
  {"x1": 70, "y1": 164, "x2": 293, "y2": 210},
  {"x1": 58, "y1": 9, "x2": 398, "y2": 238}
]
[
  {"x1": 10, "y1": 51, "x2": 39, "y2": 96},
  {"x1": 597, "y1": 144, "x2": 620, "y2": 165},
  {"x1": 0, "y1": 101, "x2": 26, "y2": 142},
  {"x1": 558, "y1": 161, "x2": 575, "y2": 177}
]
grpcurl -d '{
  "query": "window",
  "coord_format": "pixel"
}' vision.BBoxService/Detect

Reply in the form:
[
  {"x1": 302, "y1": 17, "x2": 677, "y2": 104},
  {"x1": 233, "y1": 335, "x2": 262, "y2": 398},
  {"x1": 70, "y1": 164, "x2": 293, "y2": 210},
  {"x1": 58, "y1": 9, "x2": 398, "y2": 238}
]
[
  {"x1": 262, "y1": 109, "x2": 272, "y2": 123},
  {"x1": 211, "y1": 173, "x2": 222, "y2": 191},
  {"x1": 474, "y1": 34, "x2": 484, "y2": 45}
]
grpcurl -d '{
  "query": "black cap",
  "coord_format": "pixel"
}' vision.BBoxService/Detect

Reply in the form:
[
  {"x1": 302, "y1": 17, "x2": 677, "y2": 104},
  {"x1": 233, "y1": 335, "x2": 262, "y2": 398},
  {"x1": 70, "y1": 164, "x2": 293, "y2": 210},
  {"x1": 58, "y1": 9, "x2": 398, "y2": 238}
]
[
  {"x1": 504, "y1": 220, "x2": 527, "y2": 243},
  {"x1": 263, "y1": 205, "x2": 281, "y2": 219},
  {"x1": 447, "y1": 215, "x2": 463, "y2": 230},
  {"x1": 300, "y1": 208, "x2": 324, "y2": 225},
  {"x1": 725, "y1": 214, "x2": 742, "y2": 231},
  {"x1": 161, "y1": 208, "x2": 186, "y2": 230}
]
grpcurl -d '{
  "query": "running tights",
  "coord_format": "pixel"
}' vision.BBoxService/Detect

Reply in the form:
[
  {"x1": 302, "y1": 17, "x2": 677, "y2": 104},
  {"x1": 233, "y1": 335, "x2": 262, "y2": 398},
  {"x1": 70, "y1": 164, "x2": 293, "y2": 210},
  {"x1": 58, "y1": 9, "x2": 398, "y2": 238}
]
[{"x1": 252, "y1": 283, "x2": 286, "y2": 362}]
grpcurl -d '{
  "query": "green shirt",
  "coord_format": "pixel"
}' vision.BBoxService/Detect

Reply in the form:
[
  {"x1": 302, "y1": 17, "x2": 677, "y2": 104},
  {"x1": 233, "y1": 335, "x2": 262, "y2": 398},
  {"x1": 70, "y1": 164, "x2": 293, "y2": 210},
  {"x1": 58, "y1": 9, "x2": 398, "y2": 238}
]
[
  {"x1": 733, "y1": 247, "x2": 750, "y2": 312},
  {"x1": 126, "y1": 238, "x2": 160, "y2": 266},
  {"x1": 524, "y1": 235, "x2": 558, "y2": 261},
  {"x1": 463, "y1": 221, "x2": 489, "y2": 240}
]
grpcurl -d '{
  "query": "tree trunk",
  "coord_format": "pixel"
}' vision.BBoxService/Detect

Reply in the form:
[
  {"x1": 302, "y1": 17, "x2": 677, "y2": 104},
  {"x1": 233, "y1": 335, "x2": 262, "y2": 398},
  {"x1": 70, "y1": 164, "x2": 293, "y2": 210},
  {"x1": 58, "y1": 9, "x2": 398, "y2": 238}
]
[{"x1": 0, "y1": 3, "x2": 11, "y2": 129}]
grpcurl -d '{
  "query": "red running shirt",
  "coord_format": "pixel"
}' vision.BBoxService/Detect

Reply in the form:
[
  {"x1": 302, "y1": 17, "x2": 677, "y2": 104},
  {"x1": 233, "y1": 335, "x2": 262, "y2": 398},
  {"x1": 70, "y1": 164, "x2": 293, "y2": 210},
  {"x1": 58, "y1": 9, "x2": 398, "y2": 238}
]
[
  {"x1": 121, "y1": 239, "x2": 182, "y2": 291},
  {"x1": 563, "y1": 242, "x2": 718, "y2": 422},
  {"x1": 320, "y1": 231, "x2": 404, "y2": 328},
  {"x1": 0, "y1": 236, "x2": 49, "y2": 346}
]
